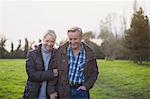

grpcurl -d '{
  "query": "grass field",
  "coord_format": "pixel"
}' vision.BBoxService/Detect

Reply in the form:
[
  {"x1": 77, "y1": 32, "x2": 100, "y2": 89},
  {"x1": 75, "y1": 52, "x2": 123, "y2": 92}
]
[{"x1": 0, "y1": 59, "x2": 150, "y2": 99}]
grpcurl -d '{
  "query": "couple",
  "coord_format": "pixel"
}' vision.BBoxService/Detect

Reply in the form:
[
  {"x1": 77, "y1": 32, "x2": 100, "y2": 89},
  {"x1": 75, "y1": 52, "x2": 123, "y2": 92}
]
[{"x1": 23, "y1": 26, "x2": 99, "y2": 99}]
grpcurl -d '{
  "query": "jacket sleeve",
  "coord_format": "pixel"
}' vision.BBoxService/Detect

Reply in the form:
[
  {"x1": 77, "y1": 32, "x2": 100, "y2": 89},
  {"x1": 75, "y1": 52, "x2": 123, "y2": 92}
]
[
  {"x1": 26, "y1": 51, "x2": 54, "y2": 82},
  {"x1": 83, "y1": 58, "x2": 99, "y2": 90},
  {"x1": 47, "y1": 50, "x2": 59, "y2": 95}
]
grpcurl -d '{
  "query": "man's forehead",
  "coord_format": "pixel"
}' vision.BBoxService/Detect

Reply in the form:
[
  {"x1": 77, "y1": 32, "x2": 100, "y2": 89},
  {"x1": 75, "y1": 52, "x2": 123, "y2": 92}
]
[{"x1": 68, "y1": 31, "x2": 81, "y2": 36}]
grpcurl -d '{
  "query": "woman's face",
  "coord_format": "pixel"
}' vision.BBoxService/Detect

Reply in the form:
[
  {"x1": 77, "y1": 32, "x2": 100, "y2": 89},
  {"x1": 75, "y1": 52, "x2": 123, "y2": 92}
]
[{"x1": 42, "y1": 34, "x2": 55, "y2": 51}]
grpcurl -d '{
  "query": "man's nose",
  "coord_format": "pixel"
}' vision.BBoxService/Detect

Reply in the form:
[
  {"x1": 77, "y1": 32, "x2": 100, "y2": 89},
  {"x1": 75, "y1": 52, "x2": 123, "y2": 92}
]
[{"x1": 71, "y1": 40, "x2": 75, "y2": 44}]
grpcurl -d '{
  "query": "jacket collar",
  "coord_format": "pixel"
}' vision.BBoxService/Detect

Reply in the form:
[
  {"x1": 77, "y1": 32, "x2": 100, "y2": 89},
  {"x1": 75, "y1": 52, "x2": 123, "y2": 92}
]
[
  {"x1": 35, "y1": 44, "x2": 56, "y2": 58},
  {"x1": 59, "y1": 42, "x2": 96, "y2": 62}
]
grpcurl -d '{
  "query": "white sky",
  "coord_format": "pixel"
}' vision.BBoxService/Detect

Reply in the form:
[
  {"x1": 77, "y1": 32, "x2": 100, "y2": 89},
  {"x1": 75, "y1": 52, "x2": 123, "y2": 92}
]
[{"x1": 0, "y1": 0, "x2": 149, "y2": 50}]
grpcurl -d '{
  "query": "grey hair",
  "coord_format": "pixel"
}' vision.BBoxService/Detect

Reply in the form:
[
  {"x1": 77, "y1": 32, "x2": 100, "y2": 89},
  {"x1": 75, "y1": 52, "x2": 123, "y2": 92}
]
[
  {"x1": 42, "y1": 30, "x2": 57, "y2": 40},
  {"x1": 67, "y1": 26, "x2": 83, "y2": 37}
]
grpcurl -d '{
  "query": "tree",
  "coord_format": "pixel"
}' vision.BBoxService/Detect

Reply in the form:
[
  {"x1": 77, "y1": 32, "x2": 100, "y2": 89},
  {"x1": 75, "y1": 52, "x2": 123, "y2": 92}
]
[
  {"x1": 124, "y1": 8, "x2": 150, "y2": 64},
  {"x1": 0, "y1": 34, "x2": 7, "y2": 58},
  {"x1": 98, "y1": 14, "x2": 124, "y2": 60},
  {"x1": 24, "y1": 38, "x2": 29, "y2": 56},
  {"x1": 82, "y1": 31, "x2": 95, "y2": 40},
  {"x1": 84, "y1": 39, "x2": 104, "y2": 59},
  {"x1": 16, "y1": 39, "x2": 21, "y2": 51},
  {"x1": 10, "y1": 42, "x2": 14, "y2": 58},
  {"x1": 14, "y1": 39, "x2": 24, "y2": 58},
  {"x1": 83, "y1": 31, "x2": 104, "y2": 59},
  {"x1": 11, "y1": 42, "x2": 14, "y2": 53}
]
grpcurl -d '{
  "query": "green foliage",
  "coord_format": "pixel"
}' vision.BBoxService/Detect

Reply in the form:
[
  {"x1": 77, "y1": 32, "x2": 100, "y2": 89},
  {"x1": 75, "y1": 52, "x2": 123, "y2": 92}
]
[
  {"x1": 81, "y1": 31, "x2": 105, "y2": 59},
  {"x1": 82, "y1": 31, "x2": 95, "y2": 40},
  {"x1": 84, "y1": 39, "x2": 104, "y2": 59},
  {"x1": 0, "y1": 59, "x2": 150, "y2": 99},
  {"x1": 124, "y1": 8, "x2": 150, "y2": 64},
  {"x1": 0, "y1": 37, "x2": 7, "y2": 58},
  {"x1": 0, "y1": 38, "x2": 31, "y2": 59}
]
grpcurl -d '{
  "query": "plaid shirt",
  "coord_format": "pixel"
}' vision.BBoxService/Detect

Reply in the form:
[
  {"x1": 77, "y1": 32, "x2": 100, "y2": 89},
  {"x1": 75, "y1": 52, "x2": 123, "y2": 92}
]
[{"x1": 67, "y1": 46, "x2": 86, "y2": 85}]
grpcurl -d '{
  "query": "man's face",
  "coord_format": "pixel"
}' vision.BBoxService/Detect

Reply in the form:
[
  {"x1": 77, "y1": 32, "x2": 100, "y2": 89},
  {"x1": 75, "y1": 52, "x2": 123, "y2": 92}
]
[
  {"x1": 68, "y1": 31, "x2": 82, "y2": 50},
  {"x1": 43, "y1": 34, "x2": 55, "y2": 51}
]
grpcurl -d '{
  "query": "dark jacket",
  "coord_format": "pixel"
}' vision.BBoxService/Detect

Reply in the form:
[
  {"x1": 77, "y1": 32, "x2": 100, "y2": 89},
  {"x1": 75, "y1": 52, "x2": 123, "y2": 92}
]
[
  {"x1": 23, "y1": 45, "x2": 57, "y2": 99},
  {"x1": 47, "y1": 42, "x2": 99, "y2": 98}
]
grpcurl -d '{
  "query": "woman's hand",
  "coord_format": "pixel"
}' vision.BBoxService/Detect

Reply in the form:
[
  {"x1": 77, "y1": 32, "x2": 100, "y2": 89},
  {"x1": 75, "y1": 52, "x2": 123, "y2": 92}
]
[{"x1": 53, "y1": 69, "x2": 58, "y2": 77}]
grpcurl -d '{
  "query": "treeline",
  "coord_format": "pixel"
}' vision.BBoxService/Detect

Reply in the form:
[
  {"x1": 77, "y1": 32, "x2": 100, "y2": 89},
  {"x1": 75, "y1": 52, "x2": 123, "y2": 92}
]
[
  {"x1": 0, "y1": 38, "x2": 34, "y2": 59},
  {"x1": 85, "y1": 7, "x2": 149, "y2": 64},
  {"x1": 0, "y1": 7, "x2": 150, "y2": 64}
]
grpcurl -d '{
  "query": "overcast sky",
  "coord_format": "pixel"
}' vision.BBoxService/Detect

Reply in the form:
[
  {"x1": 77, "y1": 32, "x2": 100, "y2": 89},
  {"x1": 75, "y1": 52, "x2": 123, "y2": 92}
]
[{"x1": 0, "y1": 0, "x2": 149, "y2": 50}]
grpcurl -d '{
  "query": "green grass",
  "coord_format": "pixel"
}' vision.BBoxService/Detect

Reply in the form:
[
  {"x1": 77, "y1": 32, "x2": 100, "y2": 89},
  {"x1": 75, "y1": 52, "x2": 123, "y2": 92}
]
[
  {"x1": 0, "y1": 59, "x2": 26, "y2": 99},
  {"x1": 91, "y1": 60, "x2": 150, "y2": 99},
  {"x1": 0, "y1": 59, "x2": 150, "y2": 99}
]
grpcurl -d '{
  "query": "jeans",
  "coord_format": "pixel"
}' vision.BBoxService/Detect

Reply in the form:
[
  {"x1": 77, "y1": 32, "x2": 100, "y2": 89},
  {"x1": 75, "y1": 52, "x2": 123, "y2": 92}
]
[{"x1": 71, "y1": 87, "x2": 89, "y2": 99}]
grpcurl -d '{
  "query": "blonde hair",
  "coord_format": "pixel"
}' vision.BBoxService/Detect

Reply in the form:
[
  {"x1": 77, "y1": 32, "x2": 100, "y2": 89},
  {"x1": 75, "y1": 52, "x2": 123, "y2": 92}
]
[{"x1": 42, "y1": 30, "x2": 57, "y2": 40}]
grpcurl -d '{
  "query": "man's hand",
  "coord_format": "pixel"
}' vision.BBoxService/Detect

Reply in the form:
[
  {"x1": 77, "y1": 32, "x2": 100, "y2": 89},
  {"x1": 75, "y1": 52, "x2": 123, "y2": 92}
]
[
  {"x1": 53, "y1": 69, "x2": 58, "y2": 77},
  {"x1": 77, "y1": 85, "x2": 87, "y2": 91},
  {"x1": 49, "y1": 92, "x2": 58, "y2": 99}
]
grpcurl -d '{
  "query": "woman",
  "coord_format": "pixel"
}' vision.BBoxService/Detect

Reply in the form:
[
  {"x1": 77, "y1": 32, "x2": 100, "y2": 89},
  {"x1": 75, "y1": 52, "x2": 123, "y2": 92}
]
[{"x1": 23, "y1": 30, "x2": 58, "y2": 99}]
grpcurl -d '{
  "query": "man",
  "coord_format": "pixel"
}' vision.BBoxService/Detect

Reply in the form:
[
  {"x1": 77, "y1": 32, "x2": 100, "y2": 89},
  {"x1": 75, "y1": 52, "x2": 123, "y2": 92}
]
[{"x1": 47, "y1": 26, "x2": 99, "y2": 99}]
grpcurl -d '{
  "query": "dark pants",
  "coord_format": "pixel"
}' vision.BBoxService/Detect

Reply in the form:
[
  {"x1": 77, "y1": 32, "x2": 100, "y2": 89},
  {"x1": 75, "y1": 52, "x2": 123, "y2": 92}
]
[{"x1": 71, "y1": 87, "x2": 89, "y2": 99}]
